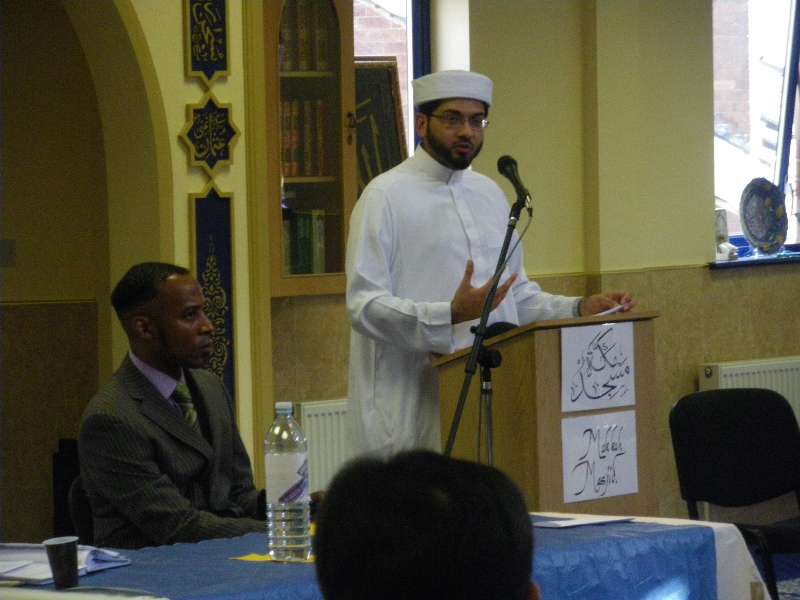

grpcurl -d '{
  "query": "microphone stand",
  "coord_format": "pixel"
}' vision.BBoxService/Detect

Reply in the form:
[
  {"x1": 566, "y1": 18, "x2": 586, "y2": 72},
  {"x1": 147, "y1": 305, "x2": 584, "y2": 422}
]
[
  {"x1": 443, "y1": 196, "x2": 527, "y2": 460},
  {"x1": 476, "y1": 337, "x2": 503, "y2": 465}
]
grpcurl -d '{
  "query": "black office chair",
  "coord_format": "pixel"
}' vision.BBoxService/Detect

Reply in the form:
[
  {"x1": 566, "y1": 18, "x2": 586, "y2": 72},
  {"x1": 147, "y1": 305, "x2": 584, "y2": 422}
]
[
  {"x1": 68, "y1": 476, "x2": 94, "y2": 545},
  {"x1": 52, "y1": 438, "x2": 80, "y2": 536},
  {"x1": 669, "y1": 388, "x2": 800, "y2": 600}
]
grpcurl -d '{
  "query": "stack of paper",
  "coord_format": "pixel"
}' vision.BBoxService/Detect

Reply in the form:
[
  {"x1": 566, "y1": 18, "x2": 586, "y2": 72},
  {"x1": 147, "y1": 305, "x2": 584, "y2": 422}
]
[
  {"x1": 532, "y1": 514, "x2": 635, "y2": 528},
  {"x1": 0, "y1": 544, "x2": 129, "y2": 585}
]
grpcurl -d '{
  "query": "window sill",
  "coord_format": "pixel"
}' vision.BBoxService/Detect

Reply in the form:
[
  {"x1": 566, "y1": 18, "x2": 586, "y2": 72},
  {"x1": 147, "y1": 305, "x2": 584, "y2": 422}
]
[
  {"x1": 710, "y1": 251, "x2": 800, "y2": 269},
  {"x1": 710, "y1": 239, "x2": 800, "y2": 269}
]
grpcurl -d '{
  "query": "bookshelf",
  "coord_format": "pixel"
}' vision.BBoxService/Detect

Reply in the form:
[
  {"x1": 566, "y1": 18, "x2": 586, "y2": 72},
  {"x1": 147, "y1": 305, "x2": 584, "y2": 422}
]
[{"x1": 267, "y1": 0, "x2": 356, "y2": 297}]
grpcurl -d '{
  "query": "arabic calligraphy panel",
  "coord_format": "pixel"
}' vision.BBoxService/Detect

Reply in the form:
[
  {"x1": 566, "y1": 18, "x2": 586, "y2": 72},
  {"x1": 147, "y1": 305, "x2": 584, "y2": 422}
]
[
  {"x1": 179, "y1": 91, "x2": 240, "y2": 177},
  {"x1": 184, "y1": 0, "x2": 230, "y2": 87},
  {"x1": 561, "y1": 322, "x2": 635, "y2": 412},
  {"x1": 190, "y1": 183, "x2": 235, "y2": 403}
]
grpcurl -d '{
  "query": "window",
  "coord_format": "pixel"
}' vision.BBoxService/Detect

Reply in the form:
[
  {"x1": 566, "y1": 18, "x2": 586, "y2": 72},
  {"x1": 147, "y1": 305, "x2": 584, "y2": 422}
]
[
  {"x1": 353, "y1": 0, "x2": 415, "y2": 154},
  {"x1": 713, "y1": 0, "x2": 800, "y2": 258}
]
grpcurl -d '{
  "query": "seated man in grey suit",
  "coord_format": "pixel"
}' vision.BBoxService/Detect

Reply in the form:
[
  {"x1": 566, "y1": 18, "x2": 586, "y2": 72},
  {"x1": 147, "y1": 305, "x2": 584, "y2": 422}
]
[
  {"x1": 79, "y1": 262, "x2": 264, "y2": 549},
  {"x1": 315, "y1": 450, "x2": 540, "y2": 600}
]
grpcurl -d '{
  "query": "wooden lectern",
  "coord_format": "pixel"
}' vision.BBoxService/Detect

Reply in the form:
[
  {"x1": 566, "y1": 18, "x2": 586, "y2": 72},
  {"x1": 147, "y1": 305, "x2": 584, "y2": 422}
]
[{"x1": 432, "y1": 310, "x2": 659, "y2": 516}]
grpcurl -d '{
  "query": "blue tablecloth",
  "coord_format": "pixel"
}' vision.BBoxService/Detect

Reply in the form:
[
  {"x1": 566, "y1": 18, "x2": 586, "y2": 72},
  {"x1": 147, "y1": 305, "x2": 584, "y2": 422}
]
[
  {"x1": 78, "y1": 534, "x2": 318, "y2": 600},
  {"x1": 71, "y1": 518, "x2": 717, "y2": 600},
  {"x1": 533, "y1": 518, "x2": 716, "y2": 599}
]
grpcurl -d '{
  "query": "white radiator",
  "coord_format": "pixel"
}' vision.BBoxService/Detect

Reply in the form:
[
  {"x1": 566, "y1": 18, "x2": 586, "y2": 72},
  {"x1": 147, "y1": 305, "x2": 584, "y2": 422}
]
[
  {"x1": 299, "y1": 399, "x2": 353, "y2": 492},
  {"x1": 698, "y1": 356, "x2": 800, "y2": 421}
]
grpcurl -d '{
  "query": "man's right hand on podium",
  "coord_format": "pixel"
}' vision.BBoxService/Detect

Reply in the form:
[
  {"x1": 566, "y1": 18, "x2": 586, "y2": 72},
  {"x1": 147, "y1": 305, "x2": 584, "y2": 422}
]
[{"x1": 579, "y1": 292, "x2": 636, "y2": 316}]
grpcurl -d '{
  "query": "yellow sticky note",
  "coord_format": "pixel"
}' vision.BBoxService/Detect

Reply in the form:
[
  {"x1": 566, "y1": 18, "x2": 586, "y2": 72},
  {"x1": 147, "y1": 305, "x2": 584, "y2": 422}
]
[
  {"x1": 233, "y1": 553, "x2": 271, "y2": 562},
  {"x1": 231, "y1": 553, "x2": 315, "y2": 564},
  {"x1": 231, "y1": 523, "x2": 316, "y2": 563}
]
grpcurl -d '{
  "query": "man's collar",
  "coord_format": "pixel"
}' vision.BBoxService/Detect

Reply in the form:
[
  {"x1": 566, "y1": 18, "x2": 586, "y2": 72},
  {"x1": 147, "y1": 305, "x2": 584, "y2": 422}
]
[
  {"x1": 412, "y1": 146, "x2": 467, "y2": 185},
  {"x1": 129, "y1": 351, "x2": 184, "y2": 399}
]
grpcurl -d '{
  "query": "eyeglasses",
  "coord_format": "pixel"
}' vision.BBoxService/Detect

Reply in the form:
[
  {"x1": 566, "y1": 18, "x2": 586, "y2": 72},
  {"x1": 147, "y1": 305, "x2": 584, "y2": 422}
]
[{"x1": 430, "y1": 112, "x2": 490, "y2": 130}]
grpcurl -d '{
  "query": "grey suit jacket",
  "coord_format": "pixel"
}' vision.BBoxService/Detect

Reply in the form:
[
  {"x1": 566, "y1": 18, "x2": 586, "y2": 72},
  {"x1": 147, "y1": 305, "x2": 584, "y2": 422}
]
[{"x1": 79, "y1": 356, "x2": 264, "y2": 549}]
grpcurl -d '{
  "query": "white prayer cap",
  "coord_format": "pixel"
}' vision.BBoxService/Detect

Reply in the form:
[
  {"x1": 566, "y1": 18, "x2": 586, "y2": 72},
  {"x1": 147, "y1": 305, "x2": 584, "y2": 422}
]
[{"x1": 412, "y1": 70, "x2": 493, "y2": 108}]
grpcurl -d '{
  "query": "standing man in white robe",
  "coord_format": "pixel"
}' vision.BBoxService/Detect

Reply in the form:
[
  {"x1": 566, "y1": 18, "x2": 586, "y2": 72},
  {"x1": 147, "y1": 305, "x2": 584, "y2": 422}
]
[{"x1": 346, "y1": 70, "x2": 633, "y2": 457}]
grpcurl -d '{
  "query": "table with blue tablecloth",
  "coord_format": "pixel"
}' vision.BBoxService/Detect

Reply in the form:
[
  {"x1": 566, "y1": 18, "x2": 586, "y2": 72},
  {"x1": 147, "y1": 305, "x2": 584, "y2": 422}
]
[{"x1": 59, "y1": 514, "x2": 768, "y2": 600}]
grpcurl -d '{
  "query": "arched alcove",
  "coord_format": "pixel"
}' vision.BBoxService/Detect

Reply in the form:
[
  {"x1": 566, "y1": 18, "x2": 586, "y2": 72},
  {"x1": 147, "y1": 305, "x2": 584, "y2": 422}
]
[{"x1": 64, "y1": 0, "x2": 174, "y2": 368}]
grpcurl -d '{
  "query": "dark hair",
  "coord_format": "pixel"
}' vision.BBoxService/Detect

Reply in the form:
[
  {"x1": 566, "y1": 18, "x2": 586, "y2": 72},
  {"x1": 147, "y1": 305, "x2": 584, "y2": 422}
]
[
  {"x1": 111, "y1": 262, "x2": 189, "y2": 320},
  {"x1": 416, "y1": 99, "x2": 490, "y2": 117},
  {"x1": 315, "y1": 450, "x2": 533, "y2": 600}
]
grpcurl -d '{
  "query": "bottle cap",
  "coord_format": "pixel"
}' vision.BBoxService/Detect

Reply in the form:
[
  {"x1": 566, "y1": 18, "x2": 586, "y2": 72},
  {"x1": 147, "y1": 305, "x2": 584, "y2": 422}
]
[{"x1": 275, "y1": 401, "x2": 293, "y2": 414}]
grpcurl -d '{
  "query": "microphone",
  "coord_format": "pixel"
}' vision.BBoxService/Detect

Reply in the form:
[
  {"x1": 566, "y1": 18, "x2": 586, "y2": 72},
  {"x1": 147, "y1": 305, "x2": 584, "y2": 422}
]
[{"x1": 497, "y1": 155, "x2": 533, "y2": 217}]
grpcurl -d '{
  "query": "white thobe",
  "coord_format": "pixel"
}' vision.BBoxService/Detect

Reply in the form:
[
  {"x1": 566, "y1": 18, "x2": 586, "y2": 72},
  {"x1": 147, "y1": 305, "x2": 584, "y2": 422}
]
[{"x1": 346, "y1": 147, "x2": 579, "y2": 456}]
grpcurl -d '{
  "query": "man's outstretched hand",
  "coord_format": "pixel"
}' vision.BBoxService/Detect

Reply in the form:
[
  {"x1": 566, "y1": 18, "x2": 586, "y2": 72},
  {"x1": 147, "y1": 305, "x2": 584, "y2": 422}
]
[{"x1": 450, "y1": 260, "x2": 517, "y2": 324}]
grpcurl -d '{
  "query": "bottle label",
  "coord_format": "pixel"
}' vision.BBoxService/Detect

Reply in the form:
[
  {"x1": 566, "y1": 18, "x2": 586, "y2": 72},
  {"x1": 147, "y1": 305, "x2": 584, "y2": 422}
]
[{"x1": 265, "y1": 452, "x2": 310, "y2": 503}]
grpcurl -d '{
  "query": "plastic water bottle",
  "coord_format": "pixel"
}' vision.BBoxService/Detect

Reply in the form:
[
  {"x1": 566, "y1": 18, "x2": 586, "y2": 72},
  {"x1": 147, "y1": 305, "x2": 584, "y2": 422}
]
[{"x1": 264, "y1": 401, "x2": 311, "y2": 561}]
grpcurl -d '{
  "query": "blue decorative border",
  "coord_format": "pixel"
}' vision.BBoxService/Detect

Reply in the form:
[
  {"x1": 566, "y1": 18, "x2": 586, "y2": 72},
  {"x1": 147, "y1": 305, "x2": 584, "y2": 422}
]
[
  {"x1": 191, "y1": 183, "x2": 235, "y2": 403},
  {"x1": 184, "y1": 0, "x2": 229, "y2": 87}
]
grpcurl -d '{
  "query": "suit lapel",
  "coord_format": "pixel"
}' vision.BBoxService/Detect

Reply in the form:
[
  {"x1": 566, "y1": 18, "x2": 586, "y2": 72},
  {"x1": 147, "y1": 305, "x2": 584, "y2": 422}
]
[{"x1": 118, "y1": 357, "x2": 214, "y2": 461}]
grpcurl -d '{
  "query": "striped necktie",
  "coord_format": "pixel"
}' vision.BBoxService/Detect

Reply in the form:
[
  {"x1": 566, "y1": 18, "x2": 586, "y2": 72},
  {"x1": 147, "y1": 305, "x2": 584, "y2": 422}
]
[{"x1": 173, "y1": 382, "x2": 200, "y2": 432}]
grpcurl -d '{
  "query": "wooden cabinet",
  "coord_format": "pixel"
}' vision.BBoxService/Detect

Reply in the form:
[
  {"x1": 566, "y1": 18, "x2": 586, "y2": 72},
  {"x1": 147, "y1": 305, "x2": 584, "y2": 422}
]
[{"x1": 265, "y1": 0, "x2": 355, "y2": 297}]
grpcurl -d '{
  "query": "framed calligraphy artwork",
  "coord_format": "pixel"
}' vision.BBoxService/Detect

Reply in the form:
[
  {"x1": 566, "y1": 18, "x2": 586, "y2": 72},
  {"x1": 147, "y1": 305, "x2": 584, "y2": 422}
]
[
  {"x1": 560, "y1": 322, "x2": 635, "y2": 412},
  {"x1": 184, "y1": 0, "x2": 229, "y2": 87},
  {"x1": 190, "y1": 182, "x2": 235, "y2": 403},
  {"x1": 354, "y1": 57, "x2": 407, "y2": 195},
  {"x1": 179, "y1": 90, "x2": 240, "y2": 177}
]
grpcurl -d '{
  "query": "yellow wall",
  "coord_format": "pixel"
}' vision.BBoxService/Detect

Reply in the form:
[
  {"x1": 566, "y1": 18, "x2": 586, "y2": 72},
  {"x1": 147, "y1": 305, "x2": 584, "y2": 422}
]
[
  {"x1": 470, "y1": 0, "x2": 713, "y2": 273},
  {"x1": 470, "y1": 1, "x2": 586, "y2": 274},
  {"x1": 64, "y1": 0, "x2": 168, "y2": 374},
  {"x1": 593, "y1": 0, "x2": 713, "y2": 270},
  {"x1": 1, "y1": 0, "x2": 107, "y2": 303}
]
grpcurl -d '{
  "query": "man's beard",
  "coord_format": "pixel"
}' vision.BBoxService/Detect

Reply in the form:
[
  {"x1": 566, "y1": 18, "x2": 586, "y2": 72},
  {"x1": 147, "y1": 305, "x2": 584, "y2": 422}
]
[{"x1": 425, "y1": 123, "x2": 483, "y2": 170}]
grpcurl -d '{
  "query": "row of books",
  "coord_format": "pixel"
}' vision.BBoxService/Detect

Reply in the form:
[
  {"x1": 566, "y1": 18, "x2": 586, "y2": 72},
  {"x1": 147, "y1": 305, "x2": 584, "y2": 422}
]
[
  {"x1": 281, "y1": 98, "x2": 329, "y2": 178},
  {"x1": 279, "y1": 0, "x2": 331, "y2": 72},
  {"x1": 283, "y1": 209, "x2": 326, "y2": 275}
]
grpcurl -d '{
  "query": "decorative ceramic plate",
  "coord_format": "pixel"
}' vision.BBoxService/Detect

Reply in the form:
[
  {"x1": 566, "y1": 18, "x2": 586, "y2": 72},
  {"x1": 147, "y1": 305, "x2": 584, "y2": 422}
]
[{"x1": 740, "y1": 177, "x2": 788, "y2": 255}]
